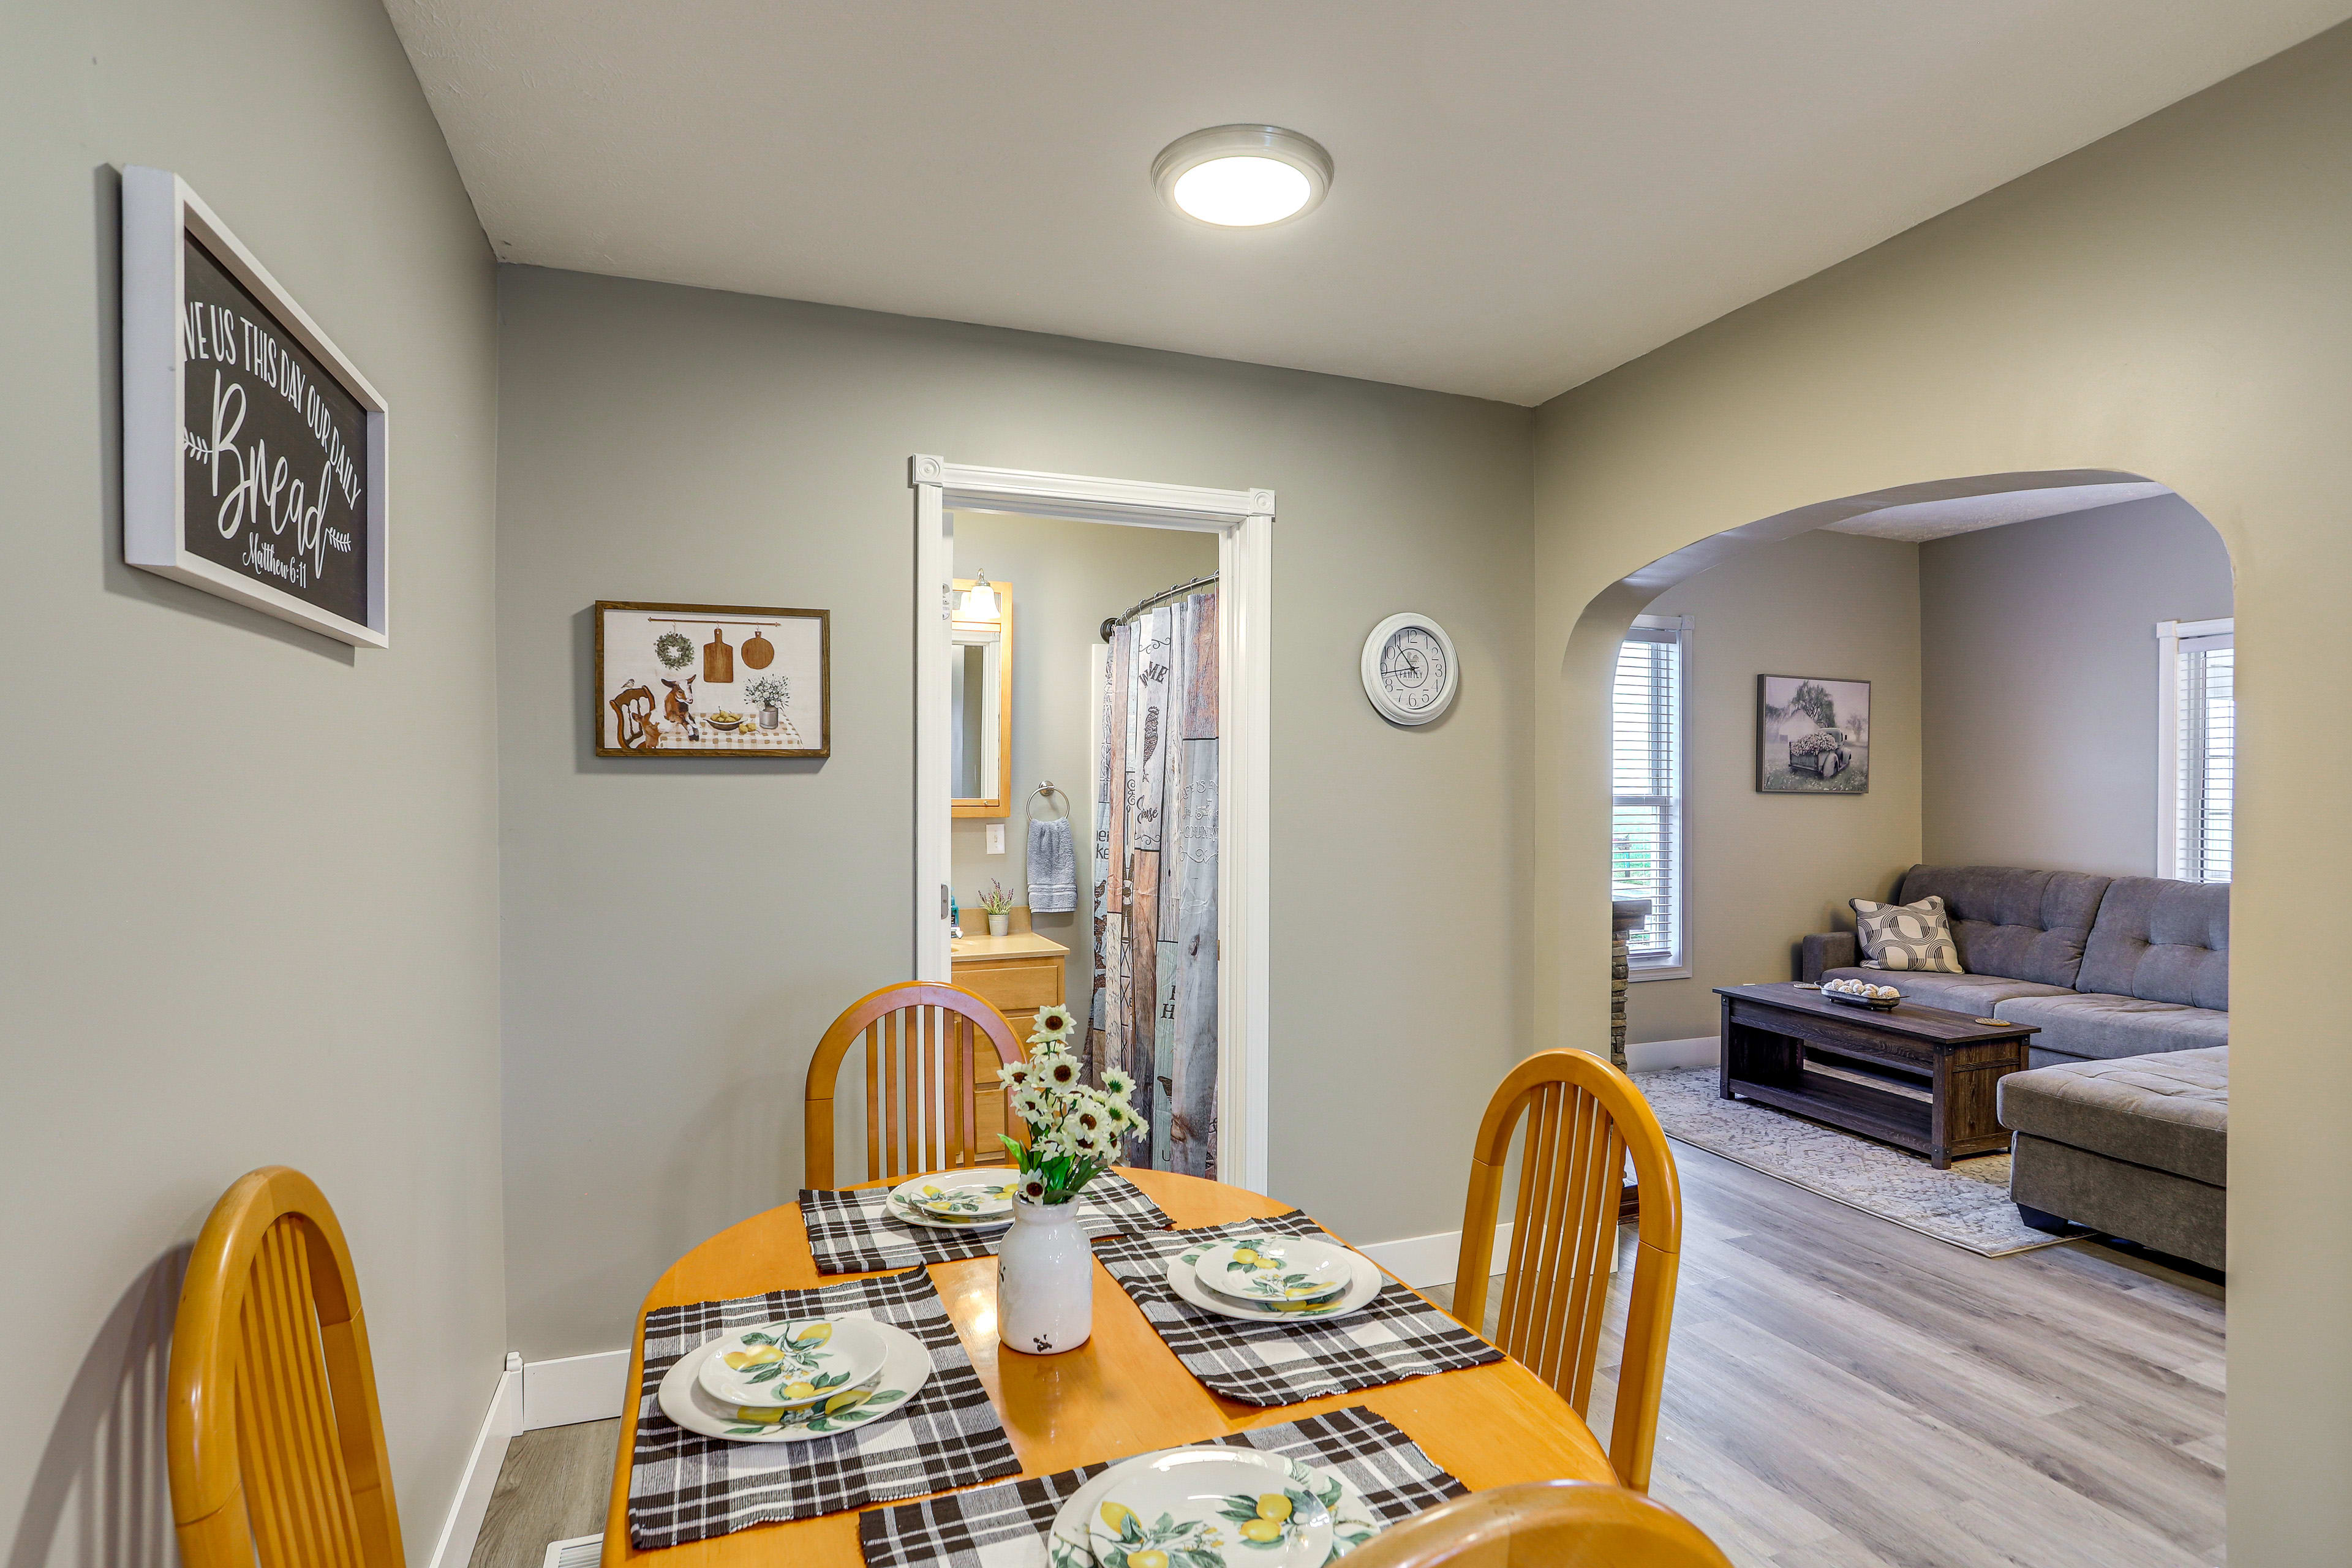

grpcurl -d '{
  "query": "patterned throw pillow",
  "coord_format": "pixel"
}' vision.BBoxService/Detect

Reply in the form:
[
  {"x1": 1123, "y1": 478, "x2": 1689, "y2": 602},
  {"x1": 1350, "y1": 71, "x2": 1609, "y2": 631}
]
[{"x1": 1850, "y1": 895, "x2": 1964, "y2": 973}]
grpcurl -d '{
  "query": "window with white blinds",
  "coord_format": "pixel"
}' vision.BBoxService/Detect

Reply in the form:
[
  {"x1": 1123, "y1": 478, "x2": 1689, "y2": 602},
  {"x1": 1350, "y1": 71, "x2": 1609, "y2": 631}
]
[
  {"x1": 2163, "y1": 622, "x2": 2234, "y2": 883},
  {"x1": 1613, "y1": 616, "x2": 1687, "y2": 973}
]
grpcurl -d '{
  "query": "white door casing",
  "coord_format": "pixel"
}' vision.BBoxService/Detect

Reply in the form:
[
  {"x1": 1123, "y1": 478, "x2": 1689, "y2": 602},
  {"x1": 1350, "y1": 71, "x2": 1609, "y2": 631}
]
[{"x1": 910, "y1": 456, "x2": 1272, "y2": 1194}]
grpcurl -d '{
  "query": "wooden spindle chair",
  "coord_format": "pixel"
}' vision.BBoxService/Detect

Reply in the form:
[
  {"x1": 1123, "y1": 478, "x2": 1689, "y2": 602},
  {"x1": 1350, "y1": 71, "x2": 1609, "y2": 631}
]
[
  {"x1": 167, "y1": 1166, "x2": 404, "y2": 1568},
  {"x1": 803, "y1": 981, "x2": 1027, "y2": 1188},
  {"x1": 1340, "y1": 1480, "x2": 1733, "y2": 1568},
  {"x1": 1451, "y1": 1049, "x2": 1683, "y2": 1492}
]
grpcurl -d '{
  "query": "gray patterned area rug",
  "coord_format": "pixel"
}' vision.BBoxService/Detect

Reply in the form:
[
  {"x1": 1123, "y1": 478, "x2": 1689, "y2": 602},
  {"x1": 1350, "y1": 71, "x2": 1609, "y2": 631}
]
[{"x1": 1632, "y1": 1066, "x2": 2065, "y2": 1257}]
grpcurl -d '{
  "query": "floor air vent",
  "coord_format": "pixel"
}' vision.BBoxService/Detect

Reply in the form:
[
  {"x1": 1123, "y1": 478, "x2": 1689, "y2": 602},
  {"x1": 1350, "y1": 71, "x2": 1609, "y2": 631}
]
[{"x1": 542, "y1": 1536, "x2": 603, "y2": 1568}]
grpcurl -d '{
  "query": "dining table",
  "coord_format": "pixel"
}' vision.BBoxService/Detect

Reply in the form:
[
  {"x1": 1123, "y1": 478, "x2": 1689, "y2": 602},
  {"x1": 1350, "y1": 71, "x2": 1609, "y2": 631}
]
[{"x1": 598, "y1": 1166, "x2": 1616, "y2": 1566}]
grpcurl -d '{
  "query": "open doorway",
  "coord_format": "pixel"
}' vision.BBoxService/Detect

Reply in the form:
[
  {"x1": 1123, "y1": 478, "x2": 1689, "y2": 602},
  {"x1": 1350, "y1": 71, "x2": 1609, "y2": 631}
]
[
  {"x1": 909, "y1": 458, "x2": 1273, "y2": 1189},
  {"x1": 1569, "y1": 472, "x2": 2231, "y2": 1562}
]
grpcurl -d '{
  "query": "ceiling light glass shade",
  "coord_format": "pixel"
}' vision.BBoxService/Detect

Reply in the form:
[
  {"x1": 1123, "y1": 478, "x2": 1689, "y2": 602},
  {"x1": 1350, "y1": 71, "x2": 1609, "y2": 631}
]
[
  {"x1": 959, "y1": 575, "x2": 999, "y2": 622},
  {"x1": 1153, "y1": 125, "x2": 1333, "y2": 227}
]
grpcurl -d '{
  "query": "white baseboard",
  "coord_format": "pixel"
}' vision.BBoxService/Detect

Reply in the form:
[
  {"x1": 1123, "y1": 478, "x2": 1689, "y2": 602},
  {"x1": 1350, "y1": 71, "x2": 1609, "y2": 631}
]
[
  {"x1": 1357, "y1": 1221, "x2": 1513, "y2": 1289},
  {"x1": 523, "y1": 1348, "x2": 633, "y2": 1430},
  {"x1": 426, "y1": 1357, "x2": 523, "y2": 1568},
  {"x1": 1626, "y1": 1035, "x2": 1717, "y2": 1071}
]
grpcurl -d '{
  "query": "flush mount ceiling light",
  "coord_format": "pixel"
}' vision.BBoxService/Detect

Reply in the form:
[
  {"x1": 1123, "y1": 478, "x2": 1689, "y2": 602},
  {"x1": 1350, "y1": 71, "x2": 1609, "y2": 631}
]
[{"x1": 1152, "y1": 125, "x2": 1334, "y2": 228}]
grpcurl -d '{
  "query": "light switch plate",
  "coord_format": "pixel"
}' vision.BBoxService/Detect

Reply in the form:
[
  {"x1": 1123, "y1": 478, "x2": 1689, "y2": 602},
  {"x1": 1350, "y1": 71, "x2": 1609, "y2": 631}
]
[{"x1": 986, "y1": 823, "x2": 1005, "y2": 854}]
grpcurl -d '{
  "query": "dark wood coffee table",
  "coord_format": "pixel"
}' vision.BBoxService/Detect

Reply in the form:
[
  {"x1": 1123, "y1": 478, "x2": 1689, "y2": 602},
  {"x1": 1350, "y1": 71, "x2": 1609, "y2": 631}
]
[{"x1": 1714, "y1": 982, "x2": 2038, "y2": 1167}]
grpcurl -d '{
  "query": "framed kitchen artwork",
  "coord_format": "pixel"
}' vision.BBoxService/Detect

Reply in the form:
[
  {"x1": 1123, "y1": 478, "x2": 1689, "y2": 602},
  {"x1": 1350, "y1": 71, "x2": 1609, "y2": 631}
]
[
  {"x1": 1757, "y1": 674, "x2": 1870, "y2": 794},
  {"x1": 595, "y1": 601, "x2": 831, "y2": 758}
]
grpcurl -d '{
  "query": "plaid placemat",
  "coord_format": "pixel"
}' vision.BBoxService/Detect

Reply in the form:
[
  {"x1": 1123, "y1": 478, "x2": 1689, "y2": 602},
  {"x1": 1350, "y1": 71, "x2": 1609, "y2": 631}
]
[
  {"x1": 799, "y1": 1172, "x2": 1174, "y2": 1275},
  {"x1": 1091, "y1": 1212, "x2": 1502, "y2": 1407},
  {"x1": 858, "y1": 1405, "x2": 1468, "y2": 1568},
  {"x1": 628, "y1": 1269, "x2": 1020, "y2": 1548}
]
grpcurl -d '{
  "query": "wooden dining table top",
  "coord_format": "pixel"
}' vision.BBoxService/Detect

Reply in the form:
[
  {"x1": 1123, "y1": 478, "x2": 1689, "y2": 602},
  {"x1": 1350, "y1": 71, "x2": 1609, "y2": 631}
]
[{"x1": 598, "y1": 1167, "x2": 1615, "y2": 1566}]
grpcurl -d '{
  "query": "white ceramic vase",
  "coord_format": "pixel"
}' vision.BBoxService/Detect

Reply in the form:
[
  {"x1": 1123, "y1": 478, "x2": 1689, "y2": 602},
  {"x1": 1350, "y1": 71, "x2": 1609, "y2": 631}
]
[
  {"x1": 987, "y1": 913, "x2": 1010, "y2": 937},
  {"x1": 997, "y1": 1197, "x2": 1092, "y2": 1355}
]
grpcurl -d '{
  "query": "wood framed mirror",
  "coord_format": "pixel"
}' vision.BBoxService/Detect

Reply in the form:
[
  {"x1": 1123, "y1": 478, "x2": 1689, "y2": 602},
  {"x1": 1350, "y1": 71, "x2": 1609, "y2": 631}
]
[{"x1": 951, "y1": 577, "x2": 1012, "y2": 817}]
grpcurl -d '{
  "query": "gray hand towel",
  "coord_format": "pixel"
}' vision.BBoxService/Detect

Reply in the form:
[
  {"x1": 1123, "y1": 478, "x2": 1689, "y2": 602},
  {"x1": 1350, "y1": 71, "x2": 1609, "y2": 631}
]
[{"x1": 1027, "y1": 816, "x2": 1077, "y2": 913}]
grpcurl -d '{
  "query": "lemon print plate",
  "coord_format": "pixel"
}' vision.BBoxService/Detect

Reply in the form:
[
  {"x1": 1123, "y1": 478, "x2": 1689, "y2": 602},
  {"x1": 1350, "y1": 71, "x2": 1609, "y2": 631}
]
[
  {"x1": 659, "y1": 1317, "x2": 930, "y2": 1444},
  {"x1": 886, "y1": 1168, "x2": 1025, "y2": 1231},
  {"x1": 1166, "y1": 1242, "x2": 1382, "y2": 1327},
  {"x1": 1191, "y1": 1236, "x2": 1355, "y2": 1306},
  {"x1": 1049, "y1": 1446, "x2": 1381, "y2": 1568},
  {"x1": 693, "y1": 1317, "x2": 888, "y2": 1409}
]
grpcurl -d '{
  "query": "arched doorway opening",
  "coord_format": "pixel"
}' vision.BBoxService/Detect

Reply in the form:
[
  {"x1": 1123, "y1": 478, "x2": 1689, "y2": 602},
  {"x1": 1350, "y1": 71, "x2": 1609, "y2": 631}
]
[{"x1": 1556, "y1": 468, "x2": 2234, "y2": 1558}]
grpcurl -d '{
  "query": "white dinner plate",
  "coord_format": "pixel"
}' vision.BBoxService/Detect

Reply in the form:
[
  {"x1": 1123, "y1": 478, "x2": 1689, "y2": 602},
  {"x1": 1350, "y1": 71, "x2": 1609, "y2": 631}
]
[
  {"x1": 1191, "y1": 1234, "x2": 1356, "y2": 1307},
  {"x1": 692, "y1": 1316, "x2": 890, "y2": 1410},
  {"x1": 1088, "y1": 1447, "x2": 1333, "y2": 1568},
  {"x1": 657, "y1": 1317, "x2": 932, "y2": 1443},
  {"x1": 1164, "y1": 1242, "x2": 1384, "y2": 1325},
  {"x1": 1050, "y1": 1447, "x2": 1385, "y2": 1568},
  {"x1": 886, "y1": 1169, "x2": 1023, "y2": 1231}
]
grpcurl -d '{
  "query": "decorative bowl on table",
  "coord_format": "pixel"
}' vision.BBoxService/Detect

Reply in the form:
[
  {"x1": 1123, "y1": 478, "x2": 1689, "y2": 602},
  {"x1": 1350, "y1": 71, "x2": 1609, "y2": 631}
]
[
  {"x1": 1821, "y1": 978, "x2": 1902, "y2": 1011},
  {"x1": 704, "y1": 710, "x2": 747, "y2": 732}
]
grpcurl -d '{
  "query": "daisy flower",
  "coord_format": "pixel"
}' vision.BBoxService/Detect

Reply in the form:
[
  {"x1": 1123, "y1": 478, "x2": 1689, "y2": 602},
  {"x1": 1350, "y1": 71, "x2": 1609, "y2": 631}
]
[
  {"x1": 1101, "y1": 1067, "x2": 1134, "y2": 1097},
  {"x1": 1038, "y1": 1052, "x2": 1082, "y2": 1089},
  {"x1": 999, "y1": 1060, "x2": 1033, "y2": 1090},
  {"x1": 1030, "y1": 1003, "x2": 1075, "y2": 1042}
]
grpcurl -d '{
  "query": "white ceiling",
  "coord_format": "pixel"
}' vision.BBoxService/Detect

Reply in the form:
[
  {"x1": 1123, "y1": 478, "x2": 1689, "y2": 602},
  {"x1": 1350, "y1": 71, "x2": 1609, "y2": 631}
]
[
  {"x1": 1822, "y1": 481, "x2": 2174, "y2": 543},
  {"x1": 383, "y1": 1, "x2": 2351, "y2": 405}
]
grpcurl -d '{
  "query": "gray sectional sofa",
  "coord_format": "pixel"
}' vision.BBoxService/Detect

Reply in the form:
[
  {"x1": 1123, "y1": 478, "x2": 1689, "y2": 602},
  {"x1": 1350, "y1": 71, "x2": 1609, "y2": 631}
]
[
  {"x1": 1800, "y1": 864, "x2": 2229, "y2": 1270},
  {"x1": 1800, "y1": 865, "x2": 2228, "y2": 1068}
]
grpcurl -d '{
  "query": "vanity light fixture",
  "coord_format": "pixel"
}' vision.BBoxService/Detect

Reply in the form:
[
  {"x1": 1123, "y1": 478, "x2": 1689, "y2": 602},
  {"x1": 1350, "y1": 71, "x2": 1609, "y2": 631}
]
[
  {"x1": 959, "y1": 571, "x2": 1001, "y2": 622},
  {"x1": 1152, "y1": 125, "x2": 1334, "y2": 228}
]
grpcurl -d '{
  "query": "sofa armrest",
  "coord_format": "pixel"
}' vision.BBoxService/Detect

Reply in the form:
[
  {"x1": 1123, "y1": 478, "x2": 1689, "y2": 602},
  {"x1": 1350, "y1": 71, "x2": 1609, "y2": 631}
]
[{"x1": 1800, "y1": 932, "x2": 1856, "y2": 983}]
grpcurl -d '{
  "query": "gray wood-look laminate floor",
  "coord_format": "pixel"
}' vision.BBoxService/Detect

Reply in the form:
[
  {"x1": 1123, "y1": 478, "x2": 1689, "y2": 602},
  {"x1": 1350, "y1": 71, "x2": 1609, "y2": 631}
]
[{"x1": 466, "y1": 1142, "x2": 2223, "y2": 1568}]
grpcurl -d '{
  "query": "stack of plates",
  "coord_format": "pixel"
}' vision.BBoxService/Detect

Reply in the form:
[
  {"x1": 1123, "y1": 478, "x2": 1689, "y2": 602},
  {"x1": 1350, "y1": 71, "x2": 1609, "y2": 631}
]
[
  {"x1": 886, "y1": 1169, "x2": 1022, "y2": 1230},
  {"x1": 1164, "y1": 1233, "x2": 1382, "y2": 1325},
  {"x1": 657, "y1": 1315, "x2": 933, "y2": 1442},
  {"x1": 1048, "y1": 1446, "x2": 1384, "y2": 1567}
]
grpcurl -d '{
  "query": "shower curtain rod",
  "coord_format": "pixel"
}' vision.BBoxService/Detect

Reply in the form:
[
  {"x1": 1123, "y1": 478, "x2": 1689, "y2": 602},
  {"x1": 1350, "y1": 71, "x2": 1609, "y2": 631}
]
[{"x1": 1099, "y1": 571, "x2": 1220, "y2": 642}]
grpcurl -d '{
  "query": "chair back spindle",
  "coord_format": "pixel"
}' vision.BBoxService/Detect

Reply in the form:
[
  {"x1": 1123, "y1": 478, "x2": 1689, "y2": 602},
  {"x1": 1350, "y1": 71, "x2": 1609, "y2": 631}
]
[
  {"x1": 1451, "y1": 1049, "x2": 1683, "y2": 1491},
  {"x1": 168, "y1": 1166, "x2": 403, "y2": 1568},
  {"x1": 805, "y1": 981, "x2": 1024, "y2": 1187}
]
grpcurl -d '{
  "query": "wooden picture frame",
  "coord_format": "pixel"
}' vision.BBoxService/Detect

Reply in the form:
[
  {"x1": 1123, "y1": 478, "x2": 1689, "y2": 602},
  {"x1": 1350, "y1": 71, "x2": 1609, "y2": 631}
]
[
  {"x1": 121, "y1": 167, "x2": 390, "y2": 647},
  {"x1": 1757, "y1": 674, "x2": 1871, "y2": 794},
  {"x1": 595, "y1": 600, "x2": 830, "y2": 758}
]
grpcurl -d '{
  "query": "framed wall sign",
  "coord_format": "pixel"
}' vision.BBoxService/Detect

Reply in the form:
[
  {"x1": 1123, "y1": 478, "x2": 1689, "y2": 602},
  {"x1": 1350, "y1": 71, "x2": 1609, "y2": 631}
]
[
  {"x1": 595, "y1": 601, "x2": 831, "y2": 758},
  {"x1": 120, "y1": 167, "x2": 390, "y2": 647}
]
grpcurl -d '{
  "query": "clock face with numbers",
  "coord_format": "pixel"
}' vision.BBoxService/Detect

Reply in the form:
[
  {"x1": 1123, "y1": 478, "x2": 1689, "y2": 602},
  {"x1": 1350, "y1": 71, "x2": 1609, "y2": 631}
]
[{"x1": 1361, "y1": 612, "x2": 1460, "y2": 725}]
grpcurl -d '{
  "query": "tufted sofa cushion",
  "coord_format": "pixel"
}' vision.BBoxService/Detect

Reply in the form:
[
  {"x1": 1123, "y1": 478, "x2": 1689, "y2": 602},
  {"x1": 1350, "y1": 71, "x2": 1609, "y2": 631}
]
[
  {"x1": 1997, "y1": 1047, "x2": 2228, "y2": 1186},
  {"x1": 1894, "y1": 865, "x2": 2112, "y2": 987},
  {"x1": 1994, "y1": 991, "x2": 2230, "y2": 1063},
  {"x1": 2075, "y1": 876, "x2": 2230, "y2": 1010}
]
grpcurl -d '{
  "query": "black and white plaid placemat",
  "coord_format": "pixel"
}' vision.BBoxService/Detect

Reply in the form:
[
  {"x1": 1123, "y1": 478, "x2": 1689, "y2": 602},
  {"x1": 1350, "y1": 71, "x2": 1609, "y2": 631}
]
[
  {"x1": 1090, "y1": 1211, "x2": 1502, "y2": 1407},
  {"x1": 799, "y1": 1173, "x2": 1174, "y2": 1275},
  {"x1": 858, "y1": 1404, "x2": 1468, "y2": 1568},
  {"x1": 628, "y1": 1269, "x2": 1020, "y2": 1548}
]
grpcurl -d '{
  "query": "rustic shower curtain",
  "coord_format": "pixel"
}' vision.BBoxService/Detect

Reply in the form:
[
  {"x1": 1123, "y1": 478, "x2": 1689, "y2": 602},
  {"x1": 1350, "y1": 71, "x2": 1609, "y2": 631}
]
[{"x1": 1088, "y1": 588, "x2": 1219, "y2": 1177}]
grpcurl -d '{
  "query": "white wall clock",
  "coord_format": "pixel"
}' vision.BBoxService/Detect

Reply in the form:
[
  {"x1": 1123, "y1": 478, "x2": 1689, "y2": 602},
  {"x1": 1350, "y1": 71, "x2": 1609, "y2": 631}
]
[{"x1": 1361, "y1": 612, "x2": 1460, "y2": 725}]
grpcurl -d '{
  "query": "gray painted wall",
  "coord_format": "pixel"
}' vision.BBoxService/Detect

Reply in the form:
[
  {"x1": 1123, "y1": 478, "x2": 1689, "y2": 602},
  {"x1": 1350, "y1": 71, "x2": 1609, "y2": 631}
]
[
  {"x1": 0, "y1": 0, "x2": 503, "y2": 1559},
  {"x1": 496, "y1": 266, "x2": 1533, "y2": 1359},
  {"x1": 1626, "y1": 530, "x2": 1924, "y2": 1044},
  {"x1": 949, "y1": 513, "x2": 1218, "y2": 1011},
  {"x1": 1921, "y1": 493, "x2": 2231, "y2": 875}
]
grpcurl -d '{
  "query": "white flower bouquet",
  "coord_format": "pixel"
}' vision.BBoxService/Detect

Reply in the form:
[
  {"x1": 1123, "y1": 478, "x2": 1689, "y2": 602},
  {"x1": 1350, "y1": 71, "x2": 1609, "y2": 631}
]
[{"x1": 996, "y1": 1001, "x2": 1141, "y2": 1204}]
